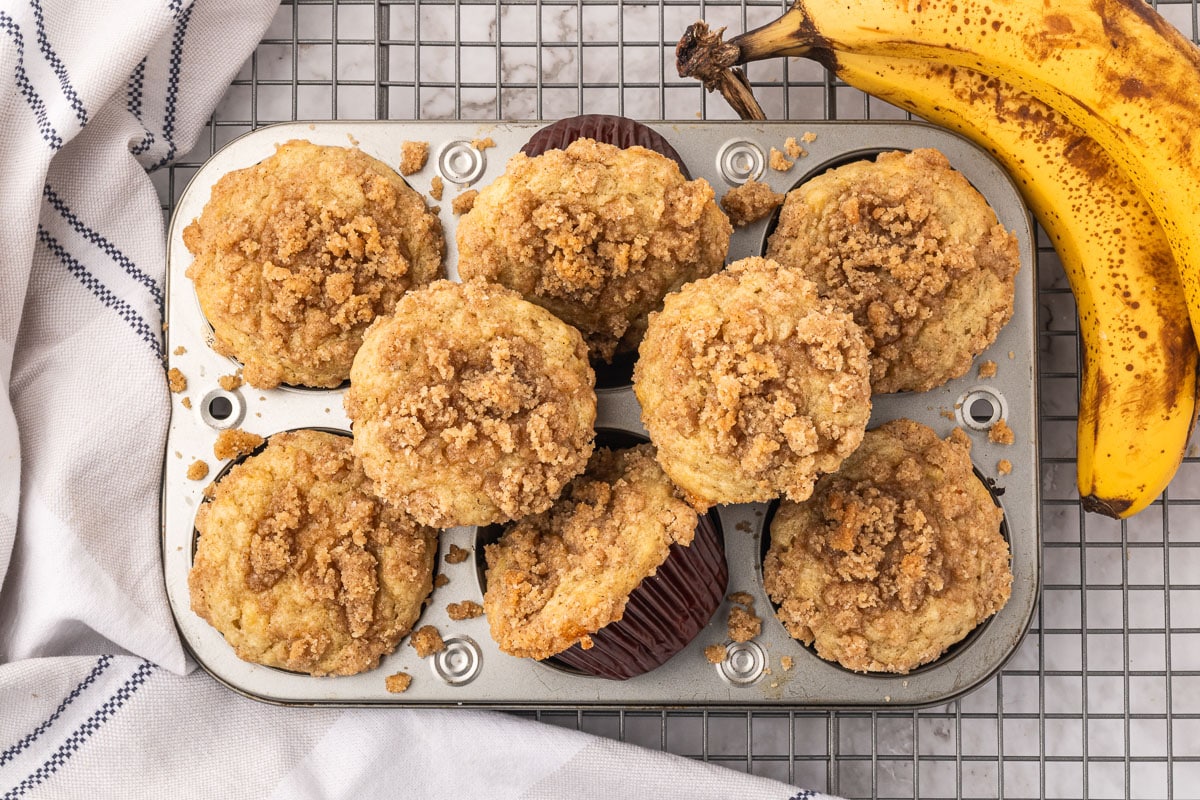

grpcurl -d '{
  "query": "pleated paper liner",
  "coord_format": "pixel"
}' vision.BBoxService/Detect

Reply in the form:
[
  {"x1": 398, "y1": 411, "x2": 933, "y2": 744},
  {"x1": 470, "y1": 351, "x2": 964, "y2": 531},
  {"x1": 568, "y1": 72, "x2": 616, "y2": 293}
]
[{"x1": 521, "y1": 113, "x2": 692, "y2": 179}]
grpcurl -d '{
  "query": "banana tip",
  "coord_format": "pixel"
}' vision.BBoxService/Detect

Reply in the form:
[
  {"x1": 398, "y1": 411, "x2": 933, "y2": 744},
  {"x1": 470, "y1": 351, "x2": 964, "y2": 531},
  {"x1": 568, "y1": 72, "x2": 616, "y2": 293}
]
[{"x1": 1080, "y1": 494, "x2": 1133, "y2": 519}]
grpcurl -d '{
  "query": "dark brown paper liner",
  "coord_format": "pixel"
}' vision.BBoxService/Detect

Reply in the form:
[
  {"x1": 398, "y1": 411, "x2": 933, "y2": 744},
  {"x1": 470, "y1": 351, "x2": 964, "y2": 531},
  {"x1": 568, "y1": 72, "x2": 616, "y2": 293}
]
[
  {"x1": 548, "y1": 510, "x2": 728, "y2": 680},
  {"x1": 521, "y1": 114, "x2": 692, "y2": 179}
]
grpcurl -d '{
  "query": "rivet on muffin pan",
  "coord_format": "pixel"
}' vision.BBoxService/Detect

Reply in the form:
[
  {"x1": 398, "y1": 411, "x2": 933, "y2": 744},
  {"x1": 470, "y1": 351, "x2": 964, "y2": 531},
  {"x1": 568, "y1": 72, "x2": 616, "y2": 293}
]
[
  {"x1": 437, "y1": 140, "x2": 486, "y2": 185},
  {"x1": 716, "y1": 139, "x2": 766, "y2": 185},
  {"x1": 431, "y1": 636, "x2": 483, "y2": 685},
  {"x1": 716, "y1": 640, "x2": 767, "y2": 686},
  {"x1": 956, "y1": 386, "x2": 1008, "y2": 431},
  {"x1": 198, "y1": 388, "x2": 244, "y2": 430}
]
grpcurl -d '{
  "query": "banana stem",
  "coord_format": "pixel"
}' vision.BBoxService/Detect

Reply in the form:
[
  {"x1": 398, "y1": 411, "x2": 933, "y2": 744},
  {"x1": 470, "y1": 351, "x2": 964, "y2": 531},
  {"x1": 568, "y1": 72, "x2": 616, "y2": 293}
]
[{"x1": 726, "y1": 4, "x2": 827, "y2": 63}]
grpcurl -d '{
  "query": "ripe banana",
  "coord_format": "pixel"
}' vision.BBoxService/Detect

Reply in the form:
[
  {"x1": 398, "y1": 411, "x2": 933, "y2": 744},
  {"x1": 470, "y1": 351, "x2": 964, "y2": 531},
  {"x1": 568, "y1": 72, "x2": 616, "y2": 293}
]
[
  {"x1": 829, "y1": 51, "x2": 1198, "y2": 518},
  {"x1": 703, "y1": 0, "x2": 1200, "y2": 347}
]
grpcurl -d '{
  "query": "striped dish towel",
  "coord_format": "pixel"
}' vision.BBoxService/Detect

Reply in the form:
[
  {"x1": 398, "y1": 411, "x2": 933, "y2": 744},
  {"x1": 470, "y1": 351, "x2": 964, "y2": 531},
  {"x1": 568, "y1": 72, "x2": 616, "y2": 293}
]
[{"x1": 0, "y1": 1, "x2": 836, "y2": 797}]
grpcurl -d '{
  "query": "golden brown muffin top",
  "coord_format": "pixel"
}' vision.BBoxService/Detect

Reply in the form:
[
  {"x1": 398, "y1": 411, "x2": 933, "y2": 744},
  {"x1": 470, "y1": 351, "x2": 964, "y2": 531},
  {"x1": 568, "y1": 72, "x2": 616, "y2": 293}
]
[
  {"x1": 183, "y1": 139, "x2": 444, "y2": 388},
  {"x1": 457, "y1": 137, "x2": 732, "y2": 361},
  {"x1": 634, "y1": 256, "x2": 872, "y2": 508},
  {"x1": 345, "y1": 279, "x2": 596, "y2": 528},
  {"x1": 766, "y1": 148, "x2": 1019, "y2": 393},
  {"x1": 188, "y1": 429, "x2": 437, "y2": 676},
  {"x1": 764, "y1": 419, "x2": 1012, "y2": 674},
  {"x1": 483, "y1": 444, "x2": 697, "y2": 660}
]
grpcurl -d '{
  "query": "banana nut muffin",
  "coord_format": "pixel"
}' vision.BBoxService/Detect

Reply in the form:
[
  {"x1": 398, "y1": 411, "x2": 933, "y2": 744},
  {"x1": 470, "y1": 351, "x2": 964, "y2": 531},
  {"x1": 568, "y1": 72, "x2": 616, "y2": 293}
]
[
  {"x1": 634, "y1": 256, "x2": 872, "y2": 509},
  {"x1": 763, "y1": 419, "x2": 1012, "y2": 673},
  {"x1": 345, "y1": 279, "x2": 597, "y2": 529},
  {"x1": 765, "y1": 148, "x2": 1019, "y2": 393},
  {"x1": 456, "y1": 135, "x2": 732, "y2": 361},
  {"x1": 188, "y1": 429, "x2": 437, "y2": 676},
  {"x1": 184, "y1": 139, "x2": 444, "y2": 388}
]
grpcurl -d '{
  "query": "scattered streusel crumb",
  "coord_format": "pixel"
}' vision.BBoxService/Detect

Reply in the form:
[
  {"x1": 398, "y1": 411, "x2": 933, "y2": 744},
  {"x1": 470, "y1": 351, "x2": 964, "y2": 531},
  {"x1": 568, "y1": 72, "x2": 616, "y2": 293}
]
[
  {"x1": 720, "y1": 178, "x2": 785, "y2": 227},
  {"x1": 940, "y1": 409, "x2": 956, "y2": 420},
  {"x1": 705, "y1": 644, "x2": 727, "y2": 664},
  {"x1": 385, "y1": 671, "x2": 413, "y2": 693},
  {"x1": 175, "y1": 451, "x2": 182, "y2": 459},
  {"x1": 451, "y1": 189, "x2": 478, "y2": 215},
  {"x1": 173, "y1": 345, "x2": 186, "y2": 356},
  {"x1": 997, "y1": 459, "x2": 1013, "y2": 475},
  {"x1": 781, "y1": 655, "x2": 794, "y2": 671},
  {"x1": 430, "y1": 175, "x2": 444, "y2": 201},
  {"x1": 213, "y1": 428, "x2": 264, "y2": 460},
  {"x1": 1008, "y1": 351, "x2": 1015, "y2": 359},
  {"x1": 579, "y1": 634, "x2": 594, "y2": 650},
  {"x1": 784, "y1": 136, "x2": 807, "y2": 159},
  {"x1": 399, "y1": 140, "x2": 429, "y2": 176},
  {"x1": 411, "y1": 625, "x2": 445, "y2": 658},
  {"x1": 181, "y1": 397, "x2": 193, "y2": 409},
  {"x1": 988, "y1": 418, "x2": 1015, "y2": 445},
  {"x1": 769, "y1": 147, "x2": 794, "y2": 172},
  {"x1": 728, "y1": 605, "x2": 762, "y2": 643},
  {"x1": 447, "y1": 600, "x2": 484, "y2": 620},
  {"x1": 728, "y1": 591, "x2": 754, "y2": 606},
  {"x1": 445, "y1": 544, "x2": 470, "y2": 564},
  {"x1": 801, "y1": 131, "x2": 817, "y2": 143},
  {"x1": 978, "y1": 360, "x2": 997, "y2": 379},
  {"x1": 218, "y1": 373, "x2": 243, "y2": 391},
  {"x1": 186, "y1": 460, "x2": 209, "y2": 481},
  {"x1": 167, "y1": 368, "x2": 187, "y2": 393},
  {"x1": 346, "y1": 133, "x2": 360, "y2": 146},
  {"x1": 471, "y1": 136, "x2": 496, "y2": 151},
  {"x1": 434, "y1": 573, "x2": 449, "y2": 588}
]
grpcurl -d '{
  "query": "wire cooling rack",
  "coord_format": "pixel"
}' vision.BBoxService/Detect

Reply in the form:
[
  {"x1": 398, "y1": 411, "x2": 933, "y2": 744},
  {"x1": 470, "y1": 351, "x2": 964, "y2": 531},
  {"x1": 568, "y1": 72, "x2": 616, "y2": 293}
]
[{"x1": 157, "y1": 2, "x2": 1200, "y2": 797}]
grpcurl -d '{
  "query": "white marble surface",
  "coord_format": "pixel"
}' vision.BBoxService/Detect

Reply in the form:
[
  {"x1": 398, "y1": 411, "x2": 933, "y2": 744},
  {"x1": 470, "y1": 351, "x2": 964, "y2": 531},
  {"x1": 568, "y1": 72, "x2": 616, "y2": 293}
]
[{"x1": 177, "y1": 3, "x2": 1200, "y2": 797}]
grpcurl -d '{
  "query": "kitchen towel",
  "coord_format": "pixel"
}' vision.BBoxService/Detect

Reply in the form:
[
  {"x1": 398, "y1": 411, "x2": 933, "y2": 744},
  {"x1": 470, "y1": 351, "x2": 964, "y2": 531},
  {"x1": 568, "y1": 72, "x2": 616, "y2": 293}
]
[{"x1": 0, "y1": 1, "x2": 831, "y2": 797}]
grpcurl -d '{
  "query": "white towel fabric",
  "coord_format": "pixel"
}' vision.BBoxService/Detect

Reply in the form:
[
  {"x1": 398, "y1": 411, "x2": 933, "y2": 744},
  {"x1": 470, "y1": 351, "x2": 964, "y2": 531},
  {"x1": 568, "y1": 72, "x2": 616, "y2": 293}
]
[{"x1": 0, "y1": 2, "x2": 832, "y2": 797}]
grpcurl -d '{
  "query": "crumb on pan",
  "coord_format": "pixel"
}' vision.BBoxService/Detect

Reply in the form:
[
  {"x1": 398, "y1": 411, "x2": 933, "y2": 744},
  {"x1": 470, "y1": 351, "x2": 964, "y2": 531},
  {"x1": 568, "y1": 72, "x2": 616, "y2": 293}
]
[
  {"x1": 430, "y1": 175, "x2": 444, "y2": 201},
  {"x1": 173, "y1": 345, "x2": 186, "y2": 356},
  {"x1": 451, "y1": 189, "x2": 478, "y2": 215},
  {"x1": 213, "y1": 428, "x2": 264, "y2": 461},
  {"x1": 218, "y1": 373, "x2": 243, "y2": 391},
  {"x1": 781, "y1": 655, "x2": 794, "y2": 671},
  {"x1": 728, "y1": 591, "x2": 754, "y2": 606},
  {"x1": 445, "y1": 544, "x2": 471, "y2": 564},
  {"x1": 471, "y1": 136, "x2": 496, "y2": 151},
  {"x1": 186, "y1": 460, "x2": 209, "y2": 481},
  {"x1": 705, "y1": 644, "x2": 727, "y2": 664},
  {"x1": 784, "y1": 136, "x2": 807, "y2": 160},
  {"x1": 167, "y1": 368, "x2": 187, "y2": 393},
  {"x1": 433, "y1": 573, "x2": 449, "y2": 588},
  {"x1": 978, "y1": 360, "x2": 997, "y2": 378},
  {"x1": 801, "y1": 132, "x2": 817, "y2": 143},
  {"x1": 988, "y1": 418, "x2": 1015, "y2": 445},
  {"x1": 399, "y1": 140, "x2": 429, "y2": 176},
  {"x1": 998, "y1": 459, "x2": 1013, "y2": 475},
  {"x1": 720, "y1": 178, "x2": 785, "y2": 227},
  {"x1": 385, "y1": 671, "x2": 413, "y2": 693},
  {"x1": 181, "y1": 397, "x2": 192, "y2": 410},
  {"x1": 728, "y1": 605, "x2": 762, "y2": 643},
  {"x1": 346, "y1": 133, "x2": 360, "y2": 146},
  {"x1": 411, "y1": 625, "x2": 445, "y2": 658},
  {"x1": 769, "y1": 147, "x2": 794, "y2": 172},
  {"x1": 447, "y1": 600, "x2": 484, "y2": 620}
]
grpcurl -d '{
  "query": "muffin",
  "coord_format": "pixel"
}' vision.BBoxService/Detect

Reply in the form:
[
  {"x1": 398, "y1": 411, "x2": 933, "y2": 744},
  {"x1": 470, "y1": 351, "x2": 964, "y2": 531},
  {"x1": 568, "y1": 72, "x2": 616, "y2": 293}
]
[
  {"x1": 483, "y1": 443, "x2": 726, "y2": 679},
  {"x1": 188, "y1": 429, "x2": 437, "y2": 676},
  {"x1": 634, "y1": 256, "x2": 872, "y2": 509},
  {"x1": 763, "y1": 419, "x2": 1012, "y2": 674},
  {"x1": 457, "y1": 120, "x2": 732, "y2": 362},
  {"x1": 765, "y1": 148, "x2": 1019, "y2": 393},
  {"x1": 345, "y1": 279, "x2": 597, "y2": 528},
  {"x1": 184, "y1": 139, "x2": 445, "y2": 389}
]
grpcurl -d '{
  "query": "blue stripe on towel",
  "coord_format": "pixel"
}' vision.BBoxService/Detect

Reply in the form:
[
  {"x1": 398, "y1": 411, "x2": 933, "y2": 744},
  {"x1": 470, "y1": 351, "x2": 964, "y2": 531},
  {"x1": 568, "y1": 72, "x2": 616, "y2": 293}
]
[
  {"x1": 2, "y1": 661, "x2": 154, "y2": 799},
  {"x1": 0, "y1": 657, "x2": 112, "y2": 768},
  {"x1": 0, "y1": 11, "x2": 62, "y2": 149},
  {"x1": 29, "y1": 0, "x2": 87, "y2": 126},
  {"x1": 126, "y1": 57, "x2": 145, "y2": 119},
  {"x1": 37, "y1": 226, "x2": 163, "y2": 359},
  {"x1": 148, "y1": 1, "x2": 194, "y2": 171},
  {"x1": 43, "y1": 184, "x2": 164, "y2": 315}
]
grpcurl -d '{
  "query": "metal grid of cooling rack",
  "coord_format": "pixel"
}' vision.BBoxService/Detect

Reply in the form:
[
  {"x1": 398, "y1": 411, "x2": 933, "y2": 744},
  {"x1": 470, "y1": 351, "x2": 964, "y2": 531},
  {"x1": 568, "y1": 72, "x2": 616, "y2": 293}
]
[{"x1": 158, "y1": 2, "x2": 1200, "y2": 797}]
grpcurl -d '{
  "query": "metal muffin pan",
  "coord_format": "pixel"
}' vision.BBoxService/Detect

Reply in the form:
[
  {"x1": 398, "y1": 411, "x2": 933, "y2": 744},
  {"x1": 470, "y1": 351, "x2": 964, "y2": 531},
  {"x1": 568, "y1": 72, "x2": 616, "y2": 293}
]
[{"x1": 162, "y1": 120, "x2": 1040, "y2": 707}]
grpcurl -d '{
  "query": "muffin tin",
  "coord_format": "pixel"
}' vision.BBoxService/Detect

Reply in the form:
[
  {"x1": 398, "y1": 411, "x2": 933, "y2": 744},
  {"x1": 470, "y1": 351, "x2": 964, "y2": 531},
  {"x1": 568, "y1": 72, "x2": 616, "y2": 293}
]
[{"x1": 162, "y1": 120, "x2": 1040, "y2": 708}]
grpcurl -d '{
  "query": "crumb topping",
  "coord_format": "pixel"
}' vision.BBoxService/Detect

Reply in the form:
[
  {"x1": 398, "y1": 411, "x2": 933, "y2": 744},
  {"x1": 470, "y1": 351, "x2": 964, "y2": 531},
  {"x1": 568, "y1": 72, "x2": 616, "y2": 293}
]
[
  {"x1": 181, "y1": 397, "x2": 193, "y2": 409},
  {"x1": 452, "y1": 189, "x2": 478, "y2": 215},
  {"x1": 346, "y1": 279, "x2": 596, "y2": 528},
  {"x1": 218, "y1": 373, "x2": 243, "y2": 391},
  {"x1": 728, "y1": 605, "x2": 762, "y2": 643},
  {"x1": 784, "y1": 137, "x2": 807, "y2": 160},
  {"x1": 411, "y1": 625, "x2": 445, "y2": 657},
  {"x1": 472, "y1": 137, "x2": 496, "y2": 151},
  {"x1": 434, "y1": 574, "x2": 449, "y2": 588},
  {"x1": 167, "y1": 368, "x2": 187, "y2": 393},
  {"x1": 187, "y1": 460, "x2": 209, "y2": 481},
  {"x1": 445, "y1": 544, "x2": 470, "y2": 564},
  {"x1": 483, "y1": 444, "x2": 698, "y2": 660},
  {"x1": 769, "y1": 147, "x2": 794, "y2": 172},
  {"x1": 399, "y1": 140, "x2": 429, "y2": 176},
  {"x1": 446, "y1": 600, "x2": 484, "y2": 620},
  {"x1": 979, "y1": 360, "x2": 997, "y2": 378},
  {"x1": 705, "y1": 644, "x2": 727, "y2": 664},
  {"x1": 385, "y1": 671, "x2": 413, "y2": 693},
  {"x1": 989, "y1": 418, "x2": 1015, "y2": 445},
  {"x1": 766, "y1": 149, "x2": 1019, "y2": 393},
  {"x1": 764, "y1": 419, "x2": 1011, "y2": 673},
  {"x1": 174, "y1": 345, "x2": 186, "y2": 355},
  {"x1": 430, "y1": 175, "x2": 444, "y2": 201},
  {"x1": 213, "y1": 428, "x2": 264, "y2": 461},
  {"x1": 721, "y1": 178, "x2": 785, "y2": 227},
  {"x1": 457, "y1": 137, "x2": 732, "y2": 361},
  {"x1": 183, "y1": 139, "x2": 445, "y2": 389},
  {"x1": 780, "y1": 655, "x2": 794, "y2": 671},
  {"x1": 997, "y1": 459, "x2": 1013, "y2": 475},
  {"x1": 635, "y1": 256, "x2": 872, "y2": 507}
]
